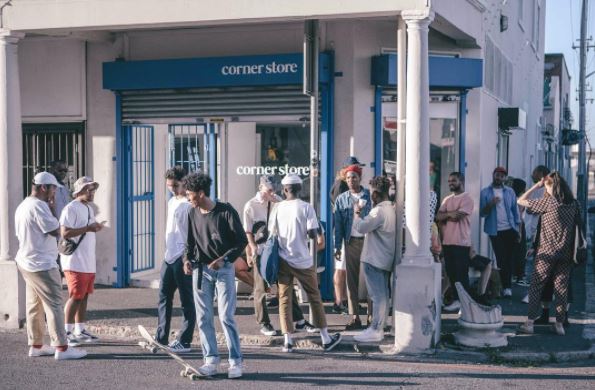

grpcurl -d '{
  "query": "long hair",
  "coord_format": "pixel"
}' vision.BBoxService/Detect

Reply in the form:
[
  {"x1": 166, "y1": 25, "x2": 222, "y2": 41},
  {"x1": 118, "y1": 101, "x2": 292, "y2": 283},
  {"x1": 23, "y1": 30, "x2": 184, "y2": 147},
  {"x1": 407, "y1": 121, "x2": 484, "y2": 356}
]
[{"x1": 544, "y1": 171, "x2": 575, "y2": 204}]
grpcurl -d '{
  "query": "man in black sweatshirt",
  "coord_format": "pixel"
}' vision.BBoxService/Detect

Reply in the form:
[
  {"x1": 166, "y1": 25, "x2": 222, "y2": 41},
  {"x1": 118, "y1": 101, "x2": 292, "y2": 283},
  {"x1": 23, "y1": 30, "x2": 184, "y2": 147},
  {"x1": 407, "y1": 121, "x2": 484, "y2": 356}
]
[{"x1": 182, "y1": 173, "x2": 247, "y2": 379}]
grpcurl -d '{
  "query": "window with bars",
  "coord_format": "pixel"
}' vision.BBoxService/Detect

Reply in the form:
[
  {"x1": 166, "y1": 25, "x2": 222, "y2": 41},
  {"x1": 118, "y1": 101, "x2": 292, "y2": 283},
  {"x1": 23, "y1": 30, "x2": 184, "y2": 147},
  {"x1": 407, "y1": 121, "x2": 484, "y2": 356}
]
[{"x1": 22, "y1": 122, "x2": 85, "y2": 196}]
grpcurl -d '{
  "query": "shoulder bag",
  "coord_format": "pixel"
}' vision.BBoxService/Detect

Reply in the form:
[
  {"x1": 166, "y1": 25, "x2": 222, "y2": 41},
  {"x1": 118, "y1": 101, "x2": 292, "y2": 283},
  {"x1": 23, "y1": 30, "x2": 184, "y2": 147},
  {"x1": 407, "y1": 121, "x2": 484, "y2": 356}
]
[
  {"x1": 258, "y1": 207, "x2": 280, "y2": 286},
  {"x1": 58, "y1": 204, "x2": 91, "y2": 256}
]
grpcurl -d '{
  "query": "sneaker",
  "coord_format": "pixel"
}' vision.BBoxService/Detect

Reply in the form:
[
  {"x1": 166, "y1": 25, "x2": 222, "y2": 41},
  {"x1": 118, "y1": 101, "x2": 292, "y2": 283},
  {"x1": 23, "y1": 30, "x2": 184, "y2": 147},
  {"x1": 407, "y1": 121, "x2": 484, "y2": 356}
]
[
  {"x1": 295, "y1": 320, "x2": 318, "y2": 333},
  {"x1": 354, "y1": 327, "x2": 384, "y2": 343},
  {"x1": 54, "y1": 347, "x2": 88, "y2": 360},
  {"x1": 322, "y1": 333, "x2": 342, "y2": 352},
  {"x1": 516, "y1": 278, "x2": 530, "y2": 287},
  {"x1": 332, "y1": 303, "x2": 347, "y2": 314},
  {"x1": 66, "y1": 331, "x2": 81, "y2": 347},
  {"x1": 345, "y1": 318, "x2": 363, "y2": 331},
  {"x1": 28, "y1": 345, "x2": 55, "y2": 357},
  {"x1": 443, "y1": 300, "x2": 461, "y2": 312},
  {"x1": 267, "y1": 297, "x2": 279, "y2": 308},
  {"x1": 228, "y1": 363, "x2": 243, "y2": 379},
  {"x1": 260, "y1": 323, "x2": 277, "y2": 336},
  {"x1": 197, "y1": 362, "x2": 219, "y2": 377},
  {"x1": 168, "y1": 340, "x2": 191, "y2": 353},
  {"x1": 75, "y1": 329, "x2": 99, "y2": 343},
  {"x1": 517, "y1": 322, "x2": 534, "y2": 334},
  {"x1": 521, "y1": 294, "x2": 529, "y2": 304},
  {"x1": 281, "y1": 342, "x2": 293, "y2": 353},
  {"x1": 502, "y1": 288, "x2": 512, "y2": 298}
]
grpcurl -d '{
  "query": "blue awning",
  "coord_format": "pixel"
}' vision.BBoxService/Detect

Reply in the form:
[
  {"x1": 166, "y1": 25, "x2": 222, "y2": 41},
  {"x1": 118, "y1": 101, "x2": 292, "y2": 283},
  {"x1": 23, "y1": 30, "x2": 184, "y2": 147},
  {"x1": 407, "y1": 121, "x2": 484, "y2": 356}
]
[{"x1": 371, "y1": 54, "x2": 483, "y2": 89}]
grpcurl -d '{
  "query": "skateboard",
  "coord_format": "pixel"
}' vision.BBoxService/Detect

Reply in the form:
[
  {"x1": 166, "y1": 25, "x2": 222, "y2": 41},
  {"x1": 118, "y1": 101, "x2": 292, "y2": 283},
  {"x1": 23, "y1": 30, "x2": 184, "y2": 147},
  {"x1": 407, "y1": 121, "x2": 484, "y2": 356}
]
[{"x1": 137, "y1": 324, "x2": 203, "y2": 380}]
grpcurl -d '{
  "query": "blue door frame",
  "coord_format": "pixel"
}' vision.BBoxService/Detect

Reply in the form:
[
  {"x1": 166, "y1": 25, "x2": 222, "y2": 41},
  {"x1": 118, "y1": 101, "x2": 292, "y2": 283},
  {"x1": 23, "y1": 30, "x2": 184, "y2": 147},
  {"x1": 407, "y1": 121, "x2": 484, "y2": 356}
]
[
  {"x1": 108, "y1": 53, "x2": 335, "y2": 292},
  {"x1": 371, "y1": 54, "x2": 483, "y2": 176}
]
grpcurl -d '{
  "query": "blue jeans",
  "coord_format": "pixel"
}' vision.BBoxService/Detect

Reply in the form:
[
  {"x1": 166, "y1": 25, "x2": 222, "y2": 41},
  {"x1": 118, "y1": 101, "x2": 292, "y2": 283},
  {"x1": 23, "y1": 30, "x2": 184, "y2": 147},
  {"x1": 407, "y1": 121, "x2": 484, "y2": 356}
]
[
  {"x1": 363, "y1": 262, "x2": 390, "y2": 331},
  {"x1": 192, "y1": 262, "x2": 242, "y2": 366}
]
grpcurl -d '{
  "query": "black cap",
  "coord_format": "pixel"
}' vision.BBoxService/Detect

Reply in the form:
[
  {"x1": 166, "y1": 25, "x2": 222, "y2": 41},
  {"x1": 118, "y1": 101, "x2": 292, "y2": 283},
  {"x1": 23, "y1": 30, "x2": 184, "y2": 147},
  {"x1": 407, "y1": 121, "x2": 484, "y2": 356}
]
[{"x1": 343, "y1": 156, "x2": 365, "y2": 167}]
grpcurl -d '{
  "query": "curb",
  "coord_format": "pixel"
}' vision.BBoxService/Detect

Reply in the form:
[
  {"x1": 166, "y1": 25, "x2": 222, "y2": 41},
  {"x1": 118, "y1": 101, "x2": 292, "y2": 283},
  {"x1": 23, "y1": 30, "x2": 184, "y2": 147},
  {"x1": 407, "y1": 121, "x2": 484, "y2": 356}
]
[{"x1": 86, "y1": 323, "x2": 595, "y2": 364}]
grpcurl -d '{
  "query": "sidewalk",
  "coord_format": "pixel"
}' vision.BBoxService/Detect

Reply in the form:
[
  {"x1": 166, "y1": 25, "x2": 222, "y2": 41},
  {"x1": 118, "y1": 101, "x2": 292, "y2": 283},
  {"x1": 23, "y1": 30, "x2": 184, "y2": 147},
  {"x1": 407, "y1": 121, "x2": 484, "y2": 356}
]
[{"x1": 82, "y1": 256, "x2": 595, "y2": 365}]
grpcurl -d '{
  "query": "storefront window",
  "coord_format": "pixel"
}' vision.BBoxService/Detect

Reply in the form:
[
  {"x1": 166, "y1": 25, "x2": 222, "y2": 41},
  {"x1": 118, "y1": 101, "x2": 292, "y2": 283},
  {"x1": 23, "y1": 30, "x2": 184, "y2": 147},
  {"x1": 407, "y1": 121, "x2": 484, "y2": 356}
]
[
  {"x1": 256, "y1": 124, "x2": 311, "y2": 201},
  {"x1": 168, "y1": 124, "x2": 207, "y2": 174}
]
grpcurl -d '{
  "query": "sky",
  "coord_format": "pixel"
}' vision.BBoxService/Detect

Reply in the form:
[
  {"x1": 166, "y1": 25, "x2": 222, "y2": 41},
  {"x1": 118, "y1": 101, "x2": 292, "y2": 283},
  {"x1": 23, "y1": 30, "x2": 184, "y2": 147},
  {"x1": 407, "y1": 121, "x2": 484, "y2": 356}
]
[{"x1": 545, "y1": 0, "x2": 595, "y2": 141}]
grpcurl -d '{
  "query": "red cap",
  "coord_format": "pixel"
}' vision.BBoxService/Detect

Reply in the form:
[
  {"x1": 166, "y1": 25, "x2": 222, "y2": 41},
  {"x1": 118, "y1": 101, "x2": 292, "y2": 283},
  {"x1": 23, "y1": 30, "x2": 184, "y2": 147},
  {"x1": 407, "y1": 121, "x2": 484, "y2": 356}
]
[
  {"x1": 344, "y1": 165, "x2": 362, "y2": 177},
  {"x1": 493, "y1": 166, "x2": 508, "y2": 175}
]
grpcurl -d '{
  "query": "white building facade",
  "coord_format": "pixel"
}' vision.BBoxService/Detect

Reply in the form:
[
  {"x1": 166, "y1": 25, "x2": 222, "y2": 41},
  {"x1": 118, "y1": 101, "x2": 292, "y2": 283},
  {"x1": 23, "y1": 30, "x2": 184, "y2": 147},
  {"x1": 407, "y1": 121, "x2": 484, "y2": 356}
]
[{"x1": 0, "y1": 0, "x2": 545, "y2": 352}]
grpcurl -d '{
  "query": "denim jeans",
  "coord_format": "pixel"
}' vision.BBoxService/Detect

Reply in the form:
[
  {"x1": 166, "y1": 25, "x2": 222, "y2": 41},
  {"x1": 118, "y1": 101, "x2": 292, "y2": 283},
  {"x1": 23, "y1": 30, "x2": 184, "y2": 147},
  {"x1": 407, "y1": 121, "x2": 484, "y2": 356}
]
[
  {"x1": 363, "y1": 262, "x2": 390, "y2": 331},
  {"x1": 192, "y1": 261, "x2": 242, "y2": 366}
]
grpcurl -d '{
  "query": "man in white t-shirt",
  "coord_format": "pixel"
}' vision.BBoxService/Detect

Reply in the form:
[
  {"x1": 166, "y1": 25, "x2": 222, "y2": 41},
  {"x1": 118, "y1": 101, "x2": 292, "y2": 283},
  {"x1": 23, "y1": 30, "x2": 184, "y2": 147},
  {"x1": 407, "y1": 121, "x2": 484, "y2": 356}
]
[
  {"x1": 155, "y1": 167, "x2": 195, "y2": 353},
  {"x1": 275, "y1": 173, "x2": 342, "y2": 353},
  {"x1": 60, "y1": 176, "x2": 105, "y2": 346},
  {"x1": 15, "y1": 172, "x2": 86, "y2": 360},
  {"x1": 244, "y1": 175, "x2": 314, "y2": 336}
]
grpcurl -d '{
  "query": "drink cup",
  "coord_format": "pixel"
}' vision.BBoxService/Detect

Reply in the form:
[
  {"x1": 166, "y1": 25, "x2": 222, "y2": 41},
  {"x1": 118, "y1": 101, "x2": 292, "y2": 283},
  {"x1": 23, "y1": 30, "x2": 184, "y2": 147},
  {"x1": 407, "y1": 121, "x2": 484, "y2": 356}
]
[{"x1": 358, "y1": 198, "x2": 367, "y2": 208}]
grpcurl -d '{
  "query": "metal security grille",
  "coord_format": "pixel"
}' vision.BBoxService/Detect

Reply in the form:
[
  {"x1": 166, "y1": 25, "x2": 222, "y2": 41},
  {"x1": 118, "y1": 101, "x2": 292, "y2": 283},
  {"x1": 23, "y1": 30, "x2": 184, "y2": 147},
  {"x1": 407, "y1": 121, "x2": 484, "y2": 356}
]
[
  {"x1": 168, "y1": 124, "x2": 208, "y2": 174},
  {"x1": 22, "y1": 123, "x2": 85, "y2": 196},
  {"x1": 125, "y1": 125, "x2": 155, "y2": 273},
  {"x1": 120, "y1": 85, "x2": 311, "y2": 119}
]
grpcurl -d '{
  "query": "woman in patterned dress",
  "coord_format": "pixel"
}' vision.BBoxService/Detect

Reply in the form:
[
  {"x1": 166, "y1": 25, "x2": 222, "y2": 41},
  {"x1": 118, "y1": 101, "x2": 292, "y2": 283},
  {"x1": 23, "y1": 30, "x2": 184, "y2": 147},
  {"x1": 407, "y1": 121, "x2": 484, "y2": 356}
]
[{"x1": 516, "y1": 172, "x2": 580, "y2": 336}]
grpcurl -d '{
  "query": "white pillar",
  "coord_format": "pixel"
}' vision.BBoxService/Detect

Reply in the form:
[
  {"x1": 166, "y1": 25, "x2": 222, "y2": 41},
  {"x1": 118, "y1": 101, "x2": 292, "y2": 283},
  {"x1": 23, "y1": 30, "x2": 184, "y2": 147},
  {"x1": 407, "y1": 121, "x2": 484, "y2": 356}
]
[
  {"x1": 393, "y1": 10, "x2": 441, "y2": 353},
  {"x1": 0, "y1": 30, "x2": 26, "y2": 329}
]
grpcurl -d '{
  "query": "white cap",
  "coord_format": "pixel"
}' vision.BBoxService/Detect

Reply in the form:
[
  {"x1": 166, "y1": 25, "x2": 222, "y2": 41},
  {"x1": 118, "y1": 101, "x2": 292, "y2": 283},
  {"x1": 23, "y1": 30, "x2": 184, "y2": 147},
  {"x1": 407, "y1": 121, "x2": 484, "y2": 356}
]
[
  {"x1": 72, "y1": 176, "x2": 99, "y2": 196},
  {"x1": 33, "y1": 172, "x2": 62, "y2": 188},
  {"x1": 281, "y1": 173, "x2": 303, "y2": 185}
]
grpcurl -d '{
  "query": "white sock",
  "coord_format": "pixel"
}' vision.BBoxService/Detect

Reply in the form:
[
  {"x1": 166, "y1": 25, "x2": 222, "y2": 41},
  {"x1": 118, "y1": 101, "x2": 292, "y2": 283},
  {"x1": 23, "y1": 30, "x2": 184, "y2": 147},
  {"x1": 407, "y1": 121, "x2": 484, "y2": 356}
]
[
  {"x1": 65, "y1": 323, "x2": 74, "y2": 333},
  {"x1": 74, "y1": 323, "x2": 85, "y2": 334},
  {"x1": 295, "y1": 319, "x2": 305, "y2": 326},
  {"x1": 320, "y1": 327, "x2": 331, "y2": 344},
  {"x1": 284, "y1": 333, "x2": 293, "y2": 345}
]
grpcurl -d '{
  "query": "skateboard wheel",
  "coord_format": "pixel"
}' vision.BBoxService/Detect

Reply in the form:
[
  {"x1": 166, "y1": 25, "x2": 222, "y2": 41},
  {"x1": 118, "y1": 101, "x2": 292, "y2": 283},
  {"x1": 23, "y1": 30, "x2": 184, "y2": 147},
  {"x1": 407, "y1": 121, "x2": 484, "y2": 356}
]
[{"x1": 190, "y1": 374, "x2": 200, "y2": 381}]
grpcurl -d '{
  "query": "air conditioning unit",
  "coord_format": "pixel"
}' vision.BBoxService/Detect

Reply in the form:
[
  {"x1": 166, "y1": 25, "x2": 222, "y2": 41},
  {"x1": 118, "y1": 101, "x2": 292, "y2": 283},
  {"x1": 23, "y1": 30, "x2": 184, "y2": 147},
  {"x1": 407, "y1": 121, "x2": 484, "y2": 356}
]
[{"x1": 498, "y1": 107, "x2": 527, "y2": 131}]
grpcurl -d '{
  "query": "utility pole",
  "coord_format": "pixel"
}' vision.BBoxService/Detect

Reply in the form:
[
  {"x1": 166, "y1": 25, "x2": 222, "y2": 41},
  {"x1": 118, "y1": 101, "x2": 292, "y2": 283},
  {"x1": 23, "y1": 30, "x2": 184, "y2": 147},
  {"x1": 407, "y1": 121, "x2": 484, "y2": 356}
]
[{"x1": 576, "y1": 0, "x2": 591, "y2": 229}]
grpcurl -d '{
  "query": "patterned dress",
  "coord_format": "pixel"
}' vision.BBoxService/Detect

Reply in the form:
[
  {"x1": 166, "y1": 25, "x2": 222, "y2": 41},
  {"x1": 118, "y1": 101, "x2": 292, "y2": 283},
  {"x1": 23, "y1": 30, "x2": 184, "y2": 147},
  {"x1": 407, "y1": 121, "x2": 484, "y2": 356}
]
[{"x1": 525, "y1": 195, "x2": 579, "y2": 322}]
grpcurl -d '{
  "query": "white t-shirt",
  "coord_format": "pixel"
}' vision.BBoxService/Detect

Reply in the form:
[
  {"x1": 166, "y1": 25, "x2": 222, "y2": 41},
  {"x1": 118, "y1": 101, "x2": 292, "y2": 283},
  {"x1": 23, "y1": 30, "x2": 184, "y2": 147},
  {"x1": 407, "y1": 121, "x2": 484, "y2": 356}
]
[
  {"x1": 272, "y1": 199, "x2": 319, "y2": 269},
  {"x1": 15, "y1": 197, "x2": 60, "y2": 272},
  {"x1": 349, "y1": 191, "x2": 364, "y2": 238},
  {"x1": 59, "y1": 200, "x2": 96, "y2": 273},
  {"x1": 493, "y1": 188, "x2": 511, "y2": 231},
  {"x1": 164, "y1": 197, "x2": 192, "y2": 264},
  {"x1": 243, "y1": 192, "x2": 281, "y2": 255}
]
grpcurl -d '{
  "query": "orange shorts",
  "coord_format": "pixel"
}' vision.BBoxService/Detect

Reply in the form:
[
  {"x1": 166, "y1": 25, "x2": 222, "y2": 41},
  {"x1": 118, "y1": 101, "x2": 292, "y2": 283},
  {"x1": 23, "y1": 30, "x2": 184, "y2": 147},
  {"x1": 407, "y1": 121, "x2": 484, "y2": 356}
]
[{"x1": 64, "y1": 271, "x2": 95, "y2": 300}]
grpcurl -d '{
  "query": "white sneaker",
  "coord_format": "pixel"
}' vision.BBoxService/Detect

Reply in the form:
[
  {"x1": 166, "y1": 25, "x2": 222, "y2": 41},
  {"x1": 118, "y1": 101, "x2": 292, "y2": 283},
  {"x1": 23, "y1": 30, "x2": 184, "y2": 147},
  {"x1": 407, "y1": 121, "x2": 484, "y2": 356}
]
[
  {"x1": 54, "y1": 347, "x2": 87, "y2": 360},
  {"x1": 228, "y1": 363, "x2": 243, "y2": 379},
  {"x1": 197, "y1": 362, "x2": 219, "y2": 377},
  {"x1": 354, "y1": 327, "x2": 384, "y2": 343},
  {"x1": 75, "y1": 329, "x2": 99, "y2": 343},
  {"x1": 168, "y1": 340, "x2": 191, "y2": 353},
  {"x1": 443, "y1": 300, "x2": 461, "y2": 312},
  {"x1": 521, "y1": 294, "x2": 529, "y2": 304},
  {"x1": 503, "y1": 288, "x2": 512, "y2": 298},
  {"x1": 66, "y1": 331, "x2": 81, "y2": 347},
  {"x1": 28, "y1": 345, "x2": 55, "y2": 357}
]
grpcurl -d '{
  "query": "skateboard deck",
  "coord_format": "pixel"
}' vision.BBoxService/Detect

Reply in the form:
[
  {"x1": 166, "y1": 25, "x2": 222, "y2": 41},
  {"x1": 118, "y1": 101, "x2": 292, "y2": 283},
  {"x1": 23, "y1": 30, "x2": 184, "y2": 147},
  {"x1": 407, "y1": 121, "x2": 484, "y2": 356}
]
[{"x1": 137, "y1": 324, "x2": 203, "y2": 380}]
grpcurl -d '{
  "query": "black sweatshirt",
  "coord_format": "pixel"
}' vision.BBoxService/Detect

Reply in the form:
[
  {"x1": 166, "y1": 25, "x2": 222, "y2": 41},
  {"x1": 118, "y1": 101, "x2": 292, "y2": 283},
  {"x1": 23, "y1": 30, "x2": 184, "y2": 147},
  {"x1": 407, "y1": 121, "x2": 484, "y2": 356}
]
[{"x1": 184, "y1": 201, "x2": 248, "y2": 265}]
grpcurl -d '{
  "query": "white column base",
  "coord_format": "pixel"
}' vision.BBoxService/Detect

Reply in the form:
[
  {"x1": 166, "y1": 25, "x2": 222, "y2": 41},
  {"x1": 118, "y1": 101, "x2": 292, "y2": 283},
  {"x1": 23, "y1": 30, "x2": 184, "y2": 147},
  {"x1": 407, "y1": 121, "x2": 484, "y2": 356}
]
[
  {"x1": 0, "y1": 260, "x2": 25, "y2": 329},
  {"x1": 393, "y1": 260, "x2": 441, "y2": 353},
  {"x1": 454, "y1": 319, "x2": 508, "y2": 348}
]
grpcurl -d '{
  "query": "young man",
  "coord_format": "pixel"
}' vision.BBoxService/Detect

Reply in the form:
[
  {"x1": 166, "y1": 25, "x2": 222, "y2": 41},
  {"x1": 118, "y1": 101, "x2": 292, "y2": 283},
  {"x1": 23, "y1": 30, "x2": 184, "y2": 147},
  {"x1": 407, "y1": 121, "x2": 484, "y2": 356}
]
[
  {"x1": 154, "y1": 167, "x2": 195, "y2": 353},
  {"x1": 352, "y1": 176, "x2": 396, "y2": 343},
  {"x1": 15, "y1": 172, "x2": 87, "y2": 360},
  {"x1": 60, "y1": 176, "x2": 105, "y2": 345},
  {"x1": 436, "y1": 172, "x2": 474, "y2": 312},
  {"x1": 333, "y1": 165, "x2": 372, "y2": 330},
  {"x1": 276, "y1": 173, "x2": 342, "y2": 353},
  {"x1": 182, "y1": 173, "x2": 247, "y2": 379},
  {"x1": 243, "y1": 175, "x2": 315, "y2": 336},
  {"x1": 480, "y1": 167, "x2": 521, "y2": 298}
]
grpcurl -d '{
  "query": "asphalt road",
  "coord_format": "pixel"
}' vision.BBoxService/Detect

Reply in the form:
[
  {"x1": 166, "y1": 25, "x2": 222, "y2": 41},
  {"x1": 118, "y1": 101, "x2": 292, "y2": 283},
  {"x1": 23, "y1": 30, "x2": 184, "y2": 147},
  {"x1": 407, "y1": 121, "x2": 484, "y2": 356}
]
[{"x1": 2, "y1": 330, "x2": 593, "y2": 390}]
